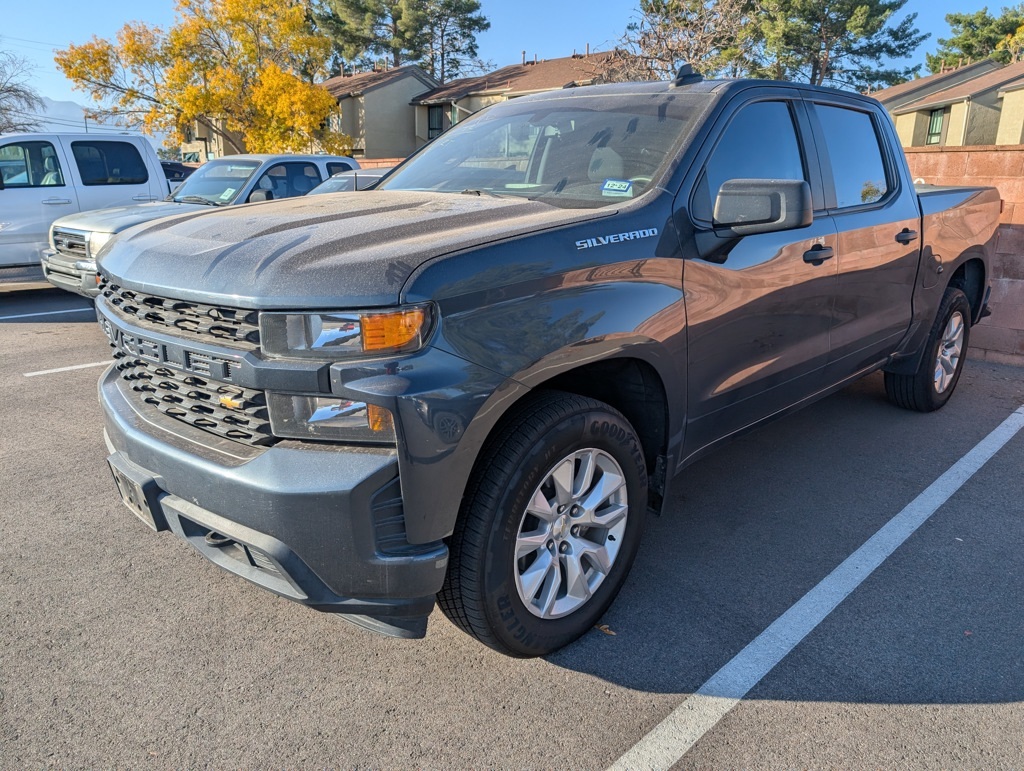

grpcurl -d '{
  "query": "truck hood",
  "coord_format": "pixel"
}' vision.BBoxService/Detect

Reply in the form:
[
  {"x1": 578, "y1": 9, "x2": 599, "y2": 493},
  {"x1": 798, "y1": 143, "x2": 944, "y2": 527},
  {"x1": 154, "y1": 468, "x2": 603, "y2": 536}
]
[
  {"x1": 54, "y1": 201, "x2": 210, "y2": 234},
  {"x1": 98, "y1": 191, "x2": 610, "y2": 308}
]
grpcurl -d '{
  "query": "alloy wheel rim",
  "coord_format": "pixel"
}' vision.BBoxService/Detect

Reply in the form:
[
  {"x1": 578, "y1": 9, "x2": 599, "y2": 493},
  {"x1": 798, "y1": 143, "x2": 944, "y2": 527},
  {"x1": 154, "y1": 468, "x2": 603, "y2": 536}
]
[
  {"x1": 934, "y1": 311, "x2": 965, "y2": 394},
  {"x1": 513, "y1": 448, "x2": 629, "y2": 619}
]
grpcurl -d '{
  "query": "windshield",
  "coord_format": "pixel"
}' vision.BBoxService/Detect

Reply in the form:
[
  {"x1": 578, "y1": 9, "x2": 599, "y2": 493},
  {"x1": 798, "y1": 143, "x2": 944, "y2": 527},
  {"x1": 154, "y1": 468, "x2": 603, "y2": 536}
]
[
  {"x1": 309, "y1": 170, "x2": 389, "y2": 195},
  {"x1": 309, "y1": 175, "x2": 357, "y2": 194},
  {"x1": 170, "y1": 159, "x2": 261, "y2": 205},
  {"x1": 378, "y1": 93, "x2": 704, "y2": 208}
]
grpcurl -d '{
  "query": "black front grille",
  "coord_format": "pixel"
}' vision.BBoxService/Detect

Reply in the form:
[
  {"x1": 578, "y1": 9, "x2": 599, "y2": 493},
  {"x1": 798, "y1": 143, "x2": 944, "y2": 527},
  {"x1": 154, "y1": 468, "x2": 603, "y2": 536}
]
[
  {"x1": 100, "y1": 280, "x2": 260, "y2": 350},
  {"x1": 114, "y1": 352, "x2": 276, "y2": 447},
  {"x1": 52, "y1": 228, "x2": 87, "y2": 258}
]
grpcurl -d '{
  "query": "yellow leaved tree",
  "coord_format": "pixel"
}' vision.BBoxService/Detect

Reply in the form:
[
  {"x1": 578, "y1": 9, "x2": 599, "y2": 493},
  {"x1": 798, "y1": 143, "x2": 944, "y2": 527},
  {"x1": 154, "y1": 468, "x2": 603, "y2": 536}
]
[{"x1": 55, "y1": 0, "x2": 351, "y2": 154}]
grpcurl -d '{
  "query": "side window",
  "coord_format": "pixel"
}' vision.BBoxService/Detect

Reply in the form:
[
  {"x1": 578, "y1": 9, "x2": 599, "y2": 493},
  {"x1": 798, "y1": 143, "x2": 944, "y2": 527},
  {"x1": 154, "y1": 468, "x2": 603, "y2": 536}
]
[
  {"x1": 0, "y1": 141, "x2": 64, "y2": 187},
  {"x1": 326, "y1": 162, "x2": 351, "y2": 176},
  {"x1": 698, "y1": 101, "x2": 806, "y2": 219},
  {"x1": 253, "y1": 162, "x2": 322, "y2": 199},
  {"x1": 815, "y1": 105, "x2": 890, "y2": 208},
  {"x1": 71, "y1": 141, "x2": 149, "y2": 185}
]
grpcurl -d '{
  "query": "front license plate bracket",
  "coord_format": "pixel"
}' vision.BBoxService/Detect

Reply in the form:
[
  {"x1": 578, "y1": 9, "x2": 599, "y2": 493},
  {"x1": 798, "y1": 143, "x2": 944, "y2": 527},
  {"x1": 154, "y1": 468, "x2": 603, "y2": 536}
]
[{"x1": 107, "y1": 455, "x2": 168, "y2": 532}]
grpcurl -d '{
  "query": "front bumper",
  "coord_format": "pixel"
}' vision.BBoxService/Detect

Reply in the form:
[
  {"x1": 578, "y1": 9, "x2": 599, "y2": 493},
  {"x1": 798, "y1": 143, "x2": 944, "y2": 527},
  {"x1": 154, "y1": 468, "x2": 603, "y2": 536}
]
[
  {"x1": 100, "y1": 366, "x2": 448, "y2": 637},
  {"x1": 41, "y1": 250, "x2": 100, "y2": 298}
]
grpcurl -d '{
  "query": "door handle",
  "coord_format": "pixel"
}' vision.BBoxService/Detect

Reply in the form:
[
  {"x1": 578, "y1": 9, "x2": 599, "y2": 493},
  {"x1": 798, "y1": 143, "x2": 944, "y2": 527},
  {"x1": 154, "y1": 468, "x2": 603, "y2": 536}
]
[
  {"x1": 132, "y1": 195, "x2": 158, "y2": 201},
  {"x1": 895, "y1": 229, "x2": 919, "y2": 244},
  {"x1": 42, "y1": 198, "x2": 72, "y2": 205},
  {"x1": 803, "y1": 245, "x2": 834, "y2": 265}
]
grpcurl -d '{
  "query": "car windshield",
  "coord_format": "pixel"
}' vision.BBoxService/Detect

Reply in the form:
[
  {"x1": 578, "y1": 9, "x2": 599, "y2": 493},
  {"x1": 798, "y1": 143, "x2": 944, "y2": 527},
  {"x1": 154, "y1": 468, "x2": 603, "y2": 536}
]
[
  {"x1": 377, "y1": 92, "x2": 705, "y2": 208},
  {"x1": 309, "y1": 174, "x2": 358, "y2": 194},
  {"x1": 170, "y1": 159, "x2": 261, "y2": 205},
  {"x1": 309, "y1": 170, "x2": 389, "y2": 195}
]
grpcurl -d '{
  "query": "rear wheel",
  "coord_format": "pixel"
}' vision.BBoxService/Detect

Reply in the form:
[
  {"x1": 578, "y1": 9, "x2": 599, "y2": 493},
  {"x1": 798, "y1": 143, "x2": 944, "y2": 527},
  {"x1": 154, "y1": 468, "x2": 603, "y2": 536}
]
[
  {"x1": 438, "y1": 392, "x2": 648, "y2": 657},
  {"x1": 885, "y1": 287, "x2": 972, "y2": 412}
]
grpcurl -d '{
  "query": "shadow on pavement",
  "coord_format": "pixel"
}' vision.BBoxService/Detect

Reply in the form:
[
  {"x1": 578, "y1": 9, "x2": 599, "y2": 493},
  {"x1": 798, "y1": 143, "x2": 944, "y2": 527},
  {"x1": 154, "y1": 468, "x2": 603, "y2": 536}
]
[{"x1": 548, "y1": 366, "x2": 1024, "y2": 706}]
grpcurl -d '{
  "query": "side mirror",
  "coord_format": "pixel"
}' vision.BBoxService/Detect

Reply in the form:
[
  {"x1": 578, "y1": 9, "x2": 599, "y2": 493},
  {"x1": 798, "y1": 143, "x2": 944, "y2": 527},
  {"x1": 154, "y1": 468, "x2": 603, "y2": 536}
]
[
  {"x1": 248, "y1": 188, "x2": 273, "y2": 203},
  {"x1": 713, "y1": 179, "x2": 812, "y2": 236}
]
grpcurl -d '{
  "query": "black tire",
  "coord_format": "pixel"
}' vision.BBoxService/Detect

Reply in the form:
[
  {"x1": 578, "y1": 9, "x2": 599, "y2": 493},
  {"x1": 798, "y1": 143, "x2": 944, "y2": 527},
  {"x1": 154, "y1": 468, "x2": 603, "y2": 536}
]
[
  {"x1": 438, "y1": 391, "x2": 648, "y2": 657},
  {"x1": 885, "y1": 287, "x2": 972, "y2": 412}
]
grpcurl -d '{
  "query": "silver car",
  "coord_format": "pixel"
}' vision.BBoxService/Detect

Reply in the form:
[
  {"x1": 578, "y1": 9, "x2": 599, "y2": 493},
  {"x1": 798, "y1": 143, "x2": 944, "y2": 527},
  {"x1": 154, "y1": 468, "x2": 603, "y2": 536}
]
[{"x1": 42, "y1": 153, "x2": 359, "y2": 297}]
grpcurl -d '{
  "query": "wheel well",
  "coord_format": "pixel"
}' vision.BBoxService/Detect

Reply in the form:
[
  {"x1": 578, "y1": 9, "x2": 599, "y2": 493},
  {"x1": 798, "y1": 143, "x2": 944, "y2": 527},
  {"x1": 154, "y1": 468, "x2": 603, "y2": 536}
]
[
  {"x1": 540, "y1": 358, "x2": 669, "y2": 499},
  {"x1": 948, "y1": 258, "x2": 986, "y2": 323}
]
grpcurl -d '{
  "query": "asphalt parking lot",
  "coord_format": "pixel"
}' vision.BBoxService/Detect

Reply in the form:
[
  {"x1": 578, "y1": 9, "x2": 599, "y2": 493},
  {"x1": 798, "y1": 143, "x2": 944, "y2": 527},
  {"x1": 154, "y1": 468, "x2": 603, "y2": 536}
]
[{"x1": 2, "y1": 287, "x2": 1023, "y2": 768}]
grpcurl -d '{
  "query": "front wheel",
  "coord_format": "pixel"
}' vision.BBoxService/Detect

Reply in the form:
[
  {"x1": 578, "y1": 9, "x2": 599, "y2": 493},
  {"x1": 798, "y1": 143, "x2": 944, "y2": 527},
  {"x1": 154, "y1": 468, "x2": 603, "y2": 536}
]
[
  {"x1": 438, "y1": 392, "x2": 648, "y2": 657},
  {"x1": 885, "y1": 287, "x2": 972, "y2": 412}
]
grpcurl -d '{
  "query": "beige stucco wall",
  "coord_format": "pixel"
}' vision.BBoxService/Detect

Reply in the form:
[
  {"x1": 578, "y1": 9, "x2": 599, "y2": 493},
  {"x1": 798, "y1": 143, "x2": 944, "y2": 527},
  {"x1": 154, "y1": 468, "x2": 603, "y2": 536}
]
[
  {"x1": 361, "y1": 77, "x2": 433, "y2": 158},
  {"x1": 894, "y1": 112, "x2": 916, "y2": 146},
  {"x1": 335, "y1": 76, "x2": 433, "y2": 158},
  {"x1": 964, "y1": 92, "x2": 1003, "y2": 145},
  {"x1": 337, "y1": 96, "x2": 363, "y2": 150},
  {"x1": 946, "y1": 102, "x2": 968, "y2": 145},
  {"x1": 996, "y1": 89, "x2": 1024, "y2": 145}
]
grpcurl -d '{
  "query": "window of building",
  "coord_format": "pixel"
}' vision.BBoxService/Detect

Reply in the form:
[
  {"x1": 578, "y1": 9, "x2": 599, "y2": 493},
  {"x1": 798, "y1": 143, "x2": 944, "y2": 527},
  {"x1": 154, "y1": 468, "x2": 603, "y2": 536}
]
[
  {"x1": 815, "y1": 104, "x2": 890, "y2": 208},
  {"x1": 428, "y1": 105, "x2": 444, "y2": 139},
  {"x1": 926, "y1": 108, "x2": 944, "y2": 145}
]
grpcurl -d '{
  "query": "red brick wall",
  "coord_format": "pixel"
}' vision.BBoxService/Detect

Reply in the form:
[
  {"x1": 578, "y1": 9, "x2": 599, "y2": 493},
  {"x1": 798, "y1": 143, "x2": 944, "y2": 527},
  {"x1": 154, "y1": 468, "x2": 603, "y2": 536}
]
[
  {"x1": 356, "y1": 157, "x2": 404, "y2": 168},
  {"x1": 905, "y1": 145, "x2": 1024, "y2": 365}
]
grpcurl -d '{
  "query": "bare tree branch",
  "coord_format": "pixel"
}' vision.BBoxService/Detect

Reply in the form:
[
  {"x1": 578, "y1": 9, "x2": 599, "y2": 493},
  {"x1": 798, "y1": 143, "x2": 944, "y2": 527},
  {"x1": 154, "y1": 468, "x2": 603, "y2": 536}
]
[{"x1": 0, "y1": 49, "x2": 44, "y2": 132}]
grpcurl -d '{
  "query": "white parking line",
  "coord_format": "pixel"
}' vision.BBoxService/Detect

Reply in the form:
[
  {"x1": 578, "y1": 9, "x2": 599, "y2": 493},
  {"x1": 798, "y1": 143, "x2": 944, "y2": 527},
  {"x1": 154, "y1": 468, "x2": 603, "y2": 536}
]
[
  {"x1": 0, "y1": 307, "x2": 95, "y2": 321},
  {"x1": 24, "y1": 361, "x2": 110, "y2": 378},
  {"x1": 610, "y1": 404, "x2": 1024, "y2": 771}
]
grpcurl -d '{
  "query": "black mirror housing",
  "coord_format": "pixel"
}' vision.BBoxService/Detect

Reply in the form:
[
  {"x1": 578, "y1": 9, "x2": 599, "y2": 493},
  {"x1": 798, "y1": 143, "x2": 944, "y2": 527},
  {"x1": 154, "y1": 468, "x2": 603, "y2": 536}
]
[{"x1": 713, "y1": 179, "x2": 813, "y2": 236}]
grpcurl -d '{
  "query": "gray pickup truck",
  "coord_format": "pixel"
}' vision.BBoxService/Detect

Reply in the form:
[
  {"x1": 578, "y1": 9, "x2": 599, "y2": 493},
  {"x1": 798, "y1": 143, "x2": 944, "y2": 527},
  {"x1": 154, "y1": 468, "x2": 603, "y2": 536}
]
[{"x1": 94, "y1": 71, "x2": 999, "y2": 657}]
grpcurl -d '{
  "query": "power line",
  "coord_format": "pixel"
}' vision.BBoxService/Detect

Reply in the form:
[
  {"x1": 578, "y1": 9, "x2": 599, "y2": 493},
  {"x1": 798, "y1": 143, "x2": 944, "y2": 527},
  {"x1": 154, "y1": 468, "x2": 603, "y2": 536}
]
[
  {"x1": 4, "y1": 107, "x2": 154, "y2": 134},
  {"x1": 1, "y1": 35, "x2": 64, "y2": 47}
]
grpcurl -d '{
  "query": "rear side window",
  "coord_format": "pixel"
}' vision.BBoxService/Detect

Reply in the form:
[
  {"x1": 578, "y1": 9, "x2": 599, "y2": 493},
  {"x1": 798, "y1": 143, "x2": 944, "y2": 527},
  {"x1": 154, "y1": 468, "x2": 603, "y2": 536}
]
[
  {"x1": 815, "y1": 105, "x2": 890, "y2": 208},
  {"x1": 698, "y1": 101, "x2": 806, "y2": 219},
  {"x1": 71, "y1": 141, "x2": 149, "y2": 186},
  {"x1": 0, "y1": 141, "x2": 64, "y2": 187},
  {"x1": 327, "y1": 162, "x2": 352, "y2": 176}
]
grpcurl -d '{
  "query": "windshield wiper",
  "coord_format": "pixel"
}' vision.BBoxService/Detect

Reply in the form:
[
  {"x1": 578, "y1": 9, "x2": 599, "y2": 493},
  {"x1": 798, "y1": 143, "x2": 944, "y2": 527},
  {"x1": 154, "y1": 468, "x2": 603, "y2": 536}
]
[
  {"x1": 175, "y1": 195, "x2": 220, "y2": 206},
  {"x1": 460, "y1": 188, "x2": 506, "y2": 198}
]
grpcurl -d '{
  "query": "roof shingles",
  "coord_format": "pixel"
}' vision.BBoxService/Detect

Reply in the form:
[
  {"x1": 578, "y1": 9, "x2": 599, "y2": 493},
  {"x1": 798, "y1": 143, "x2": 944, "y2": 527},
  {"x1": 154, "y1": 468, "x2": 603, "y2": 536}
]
[
  {"x1": 322, "y1": 65, "x2": 436, "y2": 100},
  {"x1": 411, "y1": 52, "x2": 616, "y2": 105},
  {"x1": 894, "y1": 60, "x2": 1024, "y2": 114}
]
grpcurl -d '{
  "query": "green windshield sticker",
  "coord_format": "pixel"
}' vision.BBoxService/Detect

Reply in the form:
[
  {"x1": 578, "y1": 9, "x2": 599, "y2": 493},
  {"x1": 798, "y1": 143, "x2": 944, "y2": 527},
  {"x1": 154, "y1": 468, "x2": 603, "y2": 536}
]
[{"x1": 220, "y1": 187, "x2": 235, "y2": 201}]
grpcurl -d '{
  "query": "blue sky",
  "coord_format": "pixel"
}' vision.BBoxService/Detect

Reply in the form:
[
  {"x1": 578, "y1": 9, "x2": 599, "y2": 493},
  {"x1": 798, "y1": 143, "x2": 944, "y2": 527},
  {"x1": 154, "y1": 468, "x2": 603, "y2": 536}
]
[{"x1": 0, "y1": 0, "x2": 1002, "y2": 106}]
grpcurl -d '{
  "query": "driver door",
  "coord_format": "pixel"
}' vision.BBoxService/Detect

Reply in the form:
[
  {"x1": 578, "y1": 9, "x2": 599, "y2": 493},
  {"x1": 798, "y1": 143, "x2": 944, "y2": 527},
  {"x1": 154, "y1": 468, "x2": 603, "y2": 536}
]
[{"x1": 680, "y1": 97, "x2": 839, "y2": 454}]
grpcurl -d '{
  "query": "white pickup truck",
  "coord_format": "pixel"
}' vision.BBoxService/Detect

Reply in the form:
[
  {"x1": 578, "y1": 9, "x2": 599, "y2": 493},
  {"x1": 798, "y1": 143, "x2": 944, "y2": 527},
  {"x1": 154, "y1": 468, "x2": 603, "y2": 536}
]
[
  {"x1": 42, "y1": 153, "x2": 359, "y2": 296},
  {"x1": 0, "y1": 133, "x2": 169, "y2": 269}
]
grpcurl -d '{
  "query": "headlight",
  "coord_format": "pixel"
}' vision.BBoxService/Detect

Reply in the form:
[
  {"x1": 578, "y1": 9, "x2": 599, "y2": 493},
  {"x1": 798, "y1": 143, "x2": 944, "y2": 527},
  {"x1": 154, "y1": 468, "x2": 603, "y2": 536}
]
[
  {"x1": 260, "y1": 306, "x2": 432, "y2": 360},
  {"x1": 267, "y1": 393, "x2": 396, "y2": 443},
  {"x1": 87, "y1": 231, "x2": 114, "y2": 259}
]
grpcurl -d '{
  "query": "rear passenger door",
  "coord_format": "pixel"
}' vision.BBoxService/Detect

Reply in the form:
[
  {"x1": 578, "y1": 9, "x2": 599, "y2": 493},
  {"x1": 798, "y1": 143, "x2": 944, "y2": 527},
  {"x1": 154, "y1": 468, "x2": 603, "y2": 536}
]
[
  {"x1": 807, "y1": 99, "x2": 922, "y2": 374},
  {"x1": 66, "y1": 139, "x2": 160, "y2": 213},
  {"x1": 680, "y1": 96, "x2": 840, "y2": 453}
]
